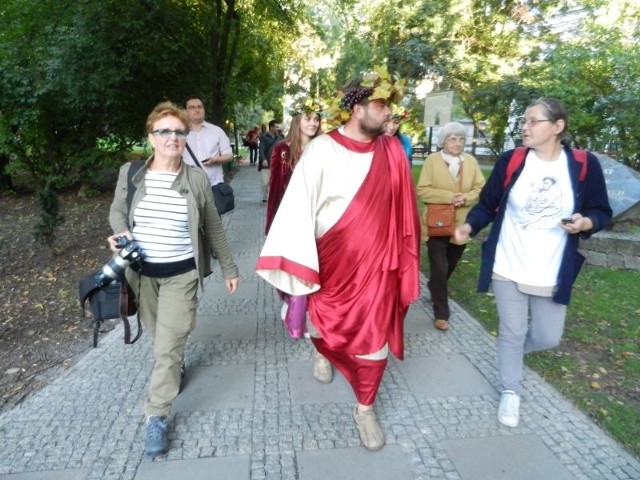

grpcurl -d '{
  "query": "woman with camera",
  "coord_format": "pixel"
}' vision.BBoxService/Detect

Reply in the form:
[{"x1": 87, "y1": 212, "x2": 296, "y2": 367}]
[
  {"x1": 454, "y1": 97, "x2": 611, "y2": 428},
  {"x1": 108, "y1": 101, "x2": 239, "y2": 457}
]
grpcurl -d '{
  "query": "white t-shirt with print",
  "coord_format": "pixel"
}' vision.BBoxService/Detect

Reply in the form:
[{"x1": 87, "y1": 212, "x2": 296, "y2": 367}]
[{"x1": 493, "y1": 150, "x2": 573, "y2": 287}]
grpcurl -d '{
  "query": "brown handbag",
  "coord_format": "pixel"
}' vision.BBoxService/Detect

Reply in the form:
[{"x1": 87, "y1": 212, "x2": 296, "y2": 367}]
[
  {"x1": 425, "y1": 204, "x2": 456, "y2": 237},
  {"x1": 424, "y1": 161, "x2": 463, "y2": 237}
]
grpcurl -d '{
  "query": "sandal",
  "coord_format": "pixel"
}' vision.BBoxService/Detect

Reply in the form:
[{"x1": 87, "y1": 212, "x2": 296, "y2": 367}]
[
  {"x1": 353, "y1": 406, "x2": 385, "y2": 451},
  {"x1": 313, "y1": 353, "x2": 334, "y2": 384}
]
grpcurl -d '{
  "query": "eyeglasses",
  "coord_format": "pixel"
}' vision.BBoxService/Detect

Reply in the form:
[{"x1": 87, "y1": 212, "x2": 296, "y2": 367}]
[
  {"x1": 151, "y1": 129, "x2": 188, "y2": 139},
  {"x1": 518, "y1": 117, "x2": 554, "y2": 128}
]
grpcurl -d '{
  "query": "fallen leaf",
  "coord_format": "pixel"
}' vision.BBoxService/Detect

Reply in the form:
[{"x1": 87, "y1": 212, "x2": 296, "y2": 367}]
[{"x1": 590, "y1": 381, "x2": 602, "y2": 390}]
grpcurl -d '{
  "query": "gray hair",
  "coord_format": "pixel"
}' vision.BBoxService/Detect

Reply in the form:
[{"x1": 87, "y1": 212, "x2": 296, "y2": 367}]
[
  {"x1": 437, "y1": 122, "x2": 467, "y2": 148},
  {"x1": 529, "y1": 97, "x2": 568, "y2": 136}
]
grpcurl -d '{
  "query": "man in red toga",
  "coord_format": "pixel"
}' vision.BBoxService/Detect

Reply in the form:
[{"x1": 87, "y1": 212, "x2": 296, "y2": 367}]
[{"x1": 256, "y1": 68, "x2": 420, "y2": 451}]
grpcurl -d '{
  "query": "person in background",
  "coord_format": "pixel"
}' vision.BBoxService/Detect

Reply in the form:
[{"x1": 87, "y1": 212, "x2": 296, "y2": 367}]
[
  {"x1": 264, "y1": 98, "x2": 328, "y2": 382},
  {"x1": 454, "y1": 97, "x2": 611, "y2": 428},
  {"x1": 257, "y1": 67, "x2": 420, "y2": 451},
  {"x1": 258, "y1": 120, "x2": 283, "y2": 203},
  {"x1": 266, "y1": 100, "x2": 323, "y2": 234},
  {"x1": 182, "y1": 96, "x2": 233, "y2": 188},
  {"x1": 416, "y1": 122, "x2": 485, "y2": 331},
  {"x1": 385, "y1": 107, "x2": 413, "y2": 166},
  {"x1": 246, "y1": 126, "x2": 260, "y2": 165},
  {"x1": 108, "y1": 101, "x2": 239, "y2": 456}
]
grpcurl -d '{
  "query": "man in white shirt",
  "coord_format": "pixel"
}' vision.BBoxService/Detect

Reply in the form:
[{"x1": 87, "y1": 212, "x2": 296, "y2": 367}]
[{"x1": 183, "y1": 96, "x2": 233, "y2": 187}]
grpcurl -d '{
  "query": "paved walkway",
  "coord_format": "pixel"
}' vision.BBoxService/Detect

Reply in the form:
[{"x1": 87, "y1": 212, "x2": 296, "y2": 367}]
[{"x1": 1, "y1": 163, "x2": 638, "y2": 480}]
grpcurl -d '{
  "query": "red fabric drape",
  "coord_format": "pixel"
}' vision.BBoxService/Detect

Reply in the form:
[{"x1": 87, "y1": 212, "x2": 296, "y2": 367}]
[
  {"x1": 309, "y1": 130, "x2": 420, "y2": 361},
  {"x1": 265, "y1": 142, "x2": 294, "y2": 235},
  {"x1": 312, "y1": 338, "x2": 388, "y2": 406}
]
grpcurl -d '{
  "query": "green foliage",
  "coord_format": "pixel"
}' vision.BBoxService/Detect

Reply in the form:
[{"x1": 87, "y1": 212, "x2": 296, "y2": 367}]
[
  {"x1": 520, "y1": 6, "x2": 640, "y2": 168},
  {"x1": 33, "y1": 187, "x2": 64, "y2": 246},
  {"x1": 0, "y1": 0, "x2": 305, "y2": 193},
  {"x1": 304, "y1": 0, "x2": 639, "y2": 170}
]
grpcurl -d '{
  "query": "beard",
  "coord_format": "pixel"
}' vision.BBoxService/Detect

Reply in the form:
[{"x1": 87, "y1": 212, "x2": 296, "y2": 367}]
[{"x1": 358, "y1": 113, "x2": 389, "y2": 138}]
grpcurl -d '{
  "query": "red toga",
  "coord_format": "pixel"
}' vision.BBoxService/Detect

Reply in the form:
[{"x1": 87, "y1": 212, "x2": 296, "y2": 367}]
[{"x1": 309, "y1": 130, "x2": 420, "y2": 361}]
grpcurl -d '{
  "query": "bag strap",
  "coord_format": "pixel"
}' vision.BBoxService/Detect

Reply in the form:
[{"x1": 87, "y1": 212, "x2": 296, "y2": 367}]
[
  {"x1": 185, "y1": 143, "x2": 204, "y2": 169},
  {"x1": 126, "y1": 160, "x2": 145, "y2": 222},
  {"x1": 92, "y1": 315, "x2": 100, "y2": 348},
  {"x1": 573, "y1": 149, "x2": 588, "y2": 181},
  {"x1": 504, "y1": 147, "x2": 527, "y2": 189},
  {"x1": 119, "y1": 279, "x2": 142, "y2": 344},
  {"x1": 504, "y1": 147, "x2": 588, "y2": 189}
]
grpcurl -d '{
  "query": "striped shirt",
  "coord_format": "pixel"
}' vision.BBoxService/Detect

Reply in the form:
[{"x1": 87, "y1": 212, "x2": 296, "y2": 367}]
[{"x1": 131, "y1": 171, "x2": 194, "y2": 264}]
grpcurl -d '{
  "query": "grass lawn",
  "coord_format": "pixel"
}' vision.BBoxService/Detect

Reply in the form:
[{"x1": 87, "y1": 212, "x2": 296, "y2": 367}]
[{"x1": 412, "y1": 164, "x2": 640, "y2": 458}]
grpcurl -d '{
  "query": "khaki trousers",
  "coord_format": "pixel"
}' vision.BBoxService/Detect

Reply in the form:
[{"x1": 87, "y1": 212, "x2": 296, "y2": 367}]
[
  {"x1": 136, "y1": 269, "x2": 199, "y2": 417},
  {"x1": 260, "y1": 168, "x2": 270, "y2": 201}
]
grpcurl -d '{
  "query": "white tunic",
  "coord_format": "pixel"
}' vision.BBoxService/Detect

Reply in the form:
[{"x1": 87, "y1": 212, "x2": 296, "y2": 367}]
[{"x1": 257, "y1": 132, "x2": 373, "y2": 295}]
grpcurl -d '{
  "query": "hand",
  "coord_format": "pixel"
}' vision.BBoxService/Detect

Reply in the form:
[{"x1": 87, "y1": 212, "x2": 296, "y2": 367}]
[
  {"x1": 560, "y1": 214, "x2": 592, "y2": 234},
  {"x1": 453, "y1": 223, "x2": 472, "y2": 243},
  {"x1": 452, "y1": 192, "x2": 465, "y2": 208},
  {"x1": 225, "y1": 277, "x2": 239, "y2": 293},
  {"x1": 107, "y1": 232, "x2": 132, "y2": 252}
]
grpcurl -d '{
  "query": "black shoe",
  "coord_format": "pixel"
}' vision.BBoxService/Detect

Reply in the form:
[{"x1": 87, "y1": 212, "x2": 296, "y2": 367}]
[{"x1": 145, "y1": 415, "x2": 168, "y2": 456}]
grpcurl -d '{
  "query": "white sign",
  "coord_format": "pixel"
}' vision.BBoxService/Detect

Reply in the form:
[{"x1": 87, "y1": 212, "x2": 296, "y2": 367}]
[{"x1": 424, "y1": 91, "x2": 454, "y2": 127}]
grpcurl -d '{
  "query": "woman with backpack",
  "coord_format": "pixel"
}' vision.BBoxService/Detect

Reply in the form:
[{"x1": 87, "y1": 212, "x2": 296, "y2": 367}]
[{"x1": 454, "y1": 97, "x2": 611, "y2": 428}]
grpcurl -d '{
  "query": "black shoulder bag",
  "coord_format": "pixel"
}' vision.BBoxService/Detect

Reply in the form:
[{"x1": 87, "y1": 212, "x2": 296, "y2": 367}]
[
  {"x1": 78, "y1": 161, "x2": 144, "y2": 347},
  {"x1": 185, "y1": 143, "x2": 235, "y2": 215}
]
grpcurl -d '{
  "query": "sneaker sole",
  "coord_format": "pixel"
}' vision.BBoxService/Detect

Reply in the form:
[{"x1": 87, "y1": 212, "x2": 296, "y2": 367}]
[{"x1": 498, "y1": 417, "x2": 519, "y2": 427}]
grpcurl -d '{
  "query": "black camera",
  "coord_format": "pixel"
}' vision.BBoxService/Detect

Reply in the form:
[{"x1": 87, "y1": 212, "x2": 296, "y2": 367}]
[{"x1": 94, "y1": 237, "x2": 144, "y2": 288}]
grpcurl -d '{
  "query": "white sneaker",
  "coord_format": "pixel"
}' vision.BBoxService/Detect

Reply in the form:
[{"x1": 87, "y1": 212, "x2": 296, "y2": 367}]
[{"x1": 497, "y1": 390, "x2": 520, "y2": 427}]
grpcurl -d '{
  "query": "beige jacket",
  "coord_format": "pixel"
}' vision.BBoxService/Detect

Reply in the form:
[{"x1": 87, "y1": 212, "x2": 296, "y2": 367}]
[
  {"x1": 109, "y1": 157, "x2": 238, "y2": 288},
  {"x1": 416, "y1": 151, "x2": 486, "y2": 244}
]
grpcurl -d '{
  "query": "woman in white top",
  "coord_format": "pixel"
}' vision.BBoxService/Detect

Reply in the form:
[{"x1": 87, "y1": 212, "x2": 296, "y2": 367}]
[
  {"x1": 455, "y1": 98, "x2": 611, "y2": 428},
  {"x1": 108, "y1": 102, "x2": 239, "y2": 457}
]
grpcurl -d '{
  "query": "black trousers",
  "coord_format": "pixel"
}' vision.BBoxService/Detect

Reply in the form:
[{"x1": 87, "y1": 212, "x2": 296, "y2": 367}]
[
  {"x1": 426, "y1": 236, "x2": 466, "y2": 321},
  {"x1": 249, "y1": 146, "x2": 258, "y2": 164}
]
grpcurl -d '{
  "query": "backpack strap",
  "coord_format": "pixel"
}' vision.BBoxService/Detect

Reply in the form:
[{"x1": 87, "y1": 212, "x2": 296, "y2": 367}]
[
  {"x1": 123, "y1": 163, "x2": 143, "y2": 344},
  {"x1": 504, "y1": 147, "x2": 588, "y2": 188},
  {"x1": 573, "y1": 149, "x2": 588, "y2": 181},
  {"x1": 503, "y1": 147, "x2": 527, "y2": 189},
  {"x1": 126, "y1": 160, "x2": 145, "y2": 220}
]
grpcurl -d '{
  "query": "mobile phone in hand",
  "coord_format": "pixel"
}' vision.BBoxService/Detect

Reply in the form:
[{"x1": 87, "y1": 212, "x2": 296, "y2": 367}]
[{"x1": 561, "y1": 218, "x2": 573, "y2": 225}]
